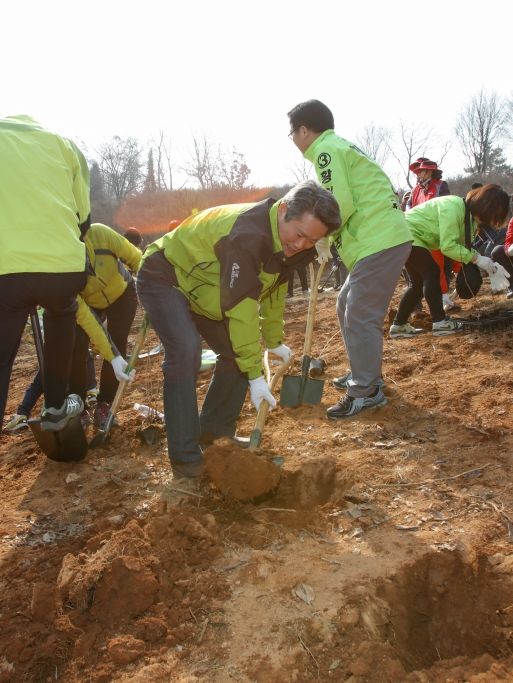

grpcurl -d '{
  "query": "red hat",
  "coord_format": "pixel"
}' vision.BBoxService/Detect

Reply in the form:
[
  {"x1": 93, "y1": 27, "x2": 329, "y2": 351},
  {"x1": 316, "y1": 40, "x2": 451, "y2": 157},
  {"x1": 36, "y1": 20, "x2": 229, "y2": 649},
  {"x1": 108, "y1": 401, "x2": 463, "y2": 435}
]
[
  {"x1": 417, "y1": 160, "x2": 442, "y2": 174},
  {"x1": 168, "y1": 220, "x2": 182, "y2": 231},
  {"x1": 409, "y1": 157, "x2": 430, "y2": 173}
]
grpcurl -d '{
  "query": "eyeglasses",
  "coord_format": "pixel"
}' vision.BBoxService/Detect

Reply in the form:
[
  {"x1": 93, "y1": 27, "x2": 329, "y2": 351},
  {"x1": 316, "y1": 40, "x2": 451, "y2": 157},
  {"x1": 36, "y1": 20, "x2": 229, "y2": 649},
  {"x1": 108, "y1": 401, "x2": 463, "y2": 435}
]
[{"x1": 288, "y1": 126, "x2": 300, "y2": 139}]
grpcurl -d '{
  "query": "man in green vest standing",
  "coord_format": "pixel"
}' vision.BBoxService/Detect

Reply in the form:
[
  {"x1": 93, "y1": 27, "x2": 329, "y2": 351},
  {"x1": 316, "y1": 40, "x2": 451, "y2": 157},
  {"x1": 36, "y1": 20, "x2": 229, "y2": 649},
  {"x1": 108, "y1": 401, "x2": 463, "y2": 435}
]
[
  {"x1": 0, "y1": 116, "x2": 91, "y2": 433},
  {"x1": 288, "y1": 100, "x2": 412, "y2": 419}
]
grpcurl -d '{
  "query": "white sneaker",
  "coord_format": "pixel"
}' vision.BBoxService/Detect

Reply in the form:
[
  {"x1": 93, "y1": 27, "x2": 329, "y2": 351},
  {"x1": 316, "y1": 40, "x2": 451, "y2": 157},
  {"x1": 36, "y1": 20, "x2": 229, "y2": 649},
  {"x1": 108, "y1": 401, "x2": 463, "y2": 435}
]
[
  {"x1": 432, "y1": 316, "x2": 462, "y2": 336},
  {"x1": 390, "y1": 323, "x2": 424, "y2": 339}
]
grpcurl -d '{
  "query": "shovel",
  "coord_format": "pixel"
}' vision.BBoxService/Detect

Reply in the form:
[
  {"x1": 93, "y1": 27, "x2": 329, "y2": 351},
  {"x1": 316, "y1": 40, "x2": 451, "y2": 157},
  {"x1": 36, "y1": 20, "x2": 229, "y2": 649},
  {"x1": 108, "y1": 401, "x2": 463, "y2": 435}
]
[
  {"x1": 249, "y1": 352, "x2": 295, "y2": 450},
  {"x1": 89, "y1": 314, "x2": 150, "y2": 449},
  {"x1": 280, "y1": 262, "x2": 325, "y2": 407},
  {"x1": 27, "y1": 309, "x2": 89, "y2": 463}
]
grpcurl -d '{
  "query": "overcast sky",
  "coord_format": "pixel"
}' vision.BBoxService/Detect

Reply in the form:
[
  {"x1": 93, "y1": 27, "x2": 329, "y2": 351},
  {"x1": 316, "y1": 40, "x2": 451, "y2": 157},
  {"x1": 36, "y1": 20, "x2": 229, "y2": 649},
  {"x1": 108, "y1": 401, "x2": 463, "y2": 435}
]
[{"x1": 2, "y1": 0, "x2": 511, "y2": 190}]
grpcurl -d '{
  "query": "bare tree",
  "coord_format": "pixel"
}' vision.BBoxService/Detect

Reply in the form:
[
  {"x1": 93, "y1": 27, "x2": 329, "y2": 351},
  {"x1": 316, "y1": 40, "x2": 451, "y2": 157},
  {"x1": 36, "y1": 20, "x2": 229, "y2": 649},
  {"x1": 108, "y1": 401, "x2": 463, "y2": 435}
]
[
  {"x1": 152, "y1": 130, "x2": 175, "y2": 190},
  {"x1": 182, "y1": 133, "x2": 221, "y2": 190},
  {"x1": 95, "y1": 136, "x2": 144, "y2": 200},
  {"x1": 455, "y1": 88, "x2": 508, "y2": 174},
  {"x1": 354, "y1": 123, "x2": 393, "y2": 168},
  {"x1": 387, "y1": 122, "x2": 433, "y2": 189},
  {"x1": 219, "y1": 147, "x2": 251, "y2": 190},
  {"x1": 290, "y1": 159, "x2": 314, "y2": 183}
]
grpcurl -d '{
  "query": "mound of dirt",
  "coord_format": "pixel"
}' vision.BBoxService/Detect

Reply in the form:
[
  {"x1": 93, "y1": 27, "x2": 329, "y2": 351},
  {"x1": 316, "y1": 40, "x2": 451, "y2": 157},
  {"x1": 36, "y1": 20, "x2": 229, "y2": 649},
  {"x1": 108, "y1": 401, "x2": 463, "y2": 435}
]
[{"x1": 203, "y1": 439, "x2": 281, "y2": 500}]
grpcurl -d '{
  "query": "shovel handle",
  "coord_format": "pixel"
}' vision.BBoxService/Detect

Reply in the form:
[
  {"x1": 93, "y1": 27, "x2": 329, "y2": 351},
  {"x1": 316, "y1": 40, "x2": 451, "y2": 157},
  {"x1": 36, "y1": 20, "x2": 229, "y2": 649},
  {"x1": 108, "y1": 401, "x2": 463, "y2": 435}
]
[
  {"x1": 249, "y1": 354, "x2": 295, "y2": 450},
  {"x1": 303, "y1": 263, "x2": 325, "y2": 358},
  {"x1": 109, "y1": 314, "x2": 150, "y2": 418},
  {"x1": 30, "y1": 308, "x2": 45, "y2": 377}
]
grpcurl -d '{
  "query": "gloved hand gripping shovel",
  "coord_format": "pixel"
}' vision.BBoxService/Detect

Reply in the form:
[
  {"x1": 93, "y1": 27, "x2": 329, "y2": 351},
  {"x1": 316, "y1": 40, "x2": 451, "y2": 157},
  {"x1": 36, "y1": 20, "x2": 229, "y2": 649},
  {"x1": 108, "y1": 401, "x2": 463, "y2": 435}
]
[
  {"x1": 27, "y1": 309, "x2": 89, "y2": 463},
  {"x1": 89, "y1": 314, "x2": 150, "y2": 449},
  {"x1": 249, "y1": 352, "x2": 295, "y2": 450},
  {"x1": 280, "y1": 263, "x2": 325, "y2": 407}
]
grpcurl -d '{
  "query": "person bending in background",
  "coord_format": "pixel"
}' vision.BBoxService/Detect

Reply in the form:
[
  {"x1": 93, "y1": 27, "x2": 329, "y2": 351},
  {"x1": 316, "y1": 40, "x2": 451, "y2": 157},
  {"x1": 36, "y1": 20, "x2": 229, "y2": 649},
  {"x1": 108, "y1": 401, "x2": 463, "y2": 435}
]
[
  {"x1": 69, "y1": 223, "x2": 142, "y2": 428},
  {"x1": 391, "y1": 185, "x2": 511, "y2": 338},
  {"x1": 491, "y1": 210, "x2": 513, "y2": 299}
]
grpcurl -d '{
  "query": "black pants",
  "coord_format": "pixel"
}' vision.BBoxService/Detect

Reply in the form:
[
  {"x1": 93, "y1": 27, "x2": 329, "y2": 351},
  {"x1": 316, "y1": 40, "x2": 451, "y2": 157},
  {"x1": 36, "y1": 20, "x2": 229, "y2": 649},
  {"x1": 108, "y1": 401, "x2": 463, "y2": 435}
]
[
  {"x1": 491, "y1": 245, "x2": 513, "y2": 288},
  {"x1": 0, "y1": 271, "x2": 87, "y2": 428},
  {"x1": 69, "y1": 282, "x2": 138, "y2": 404},
  {"x1": 287, "y1": 267, "x2": 308, "y2": 295},
  {"x1": 394, "y1": 247, "x2": 445, "y2": 325}
]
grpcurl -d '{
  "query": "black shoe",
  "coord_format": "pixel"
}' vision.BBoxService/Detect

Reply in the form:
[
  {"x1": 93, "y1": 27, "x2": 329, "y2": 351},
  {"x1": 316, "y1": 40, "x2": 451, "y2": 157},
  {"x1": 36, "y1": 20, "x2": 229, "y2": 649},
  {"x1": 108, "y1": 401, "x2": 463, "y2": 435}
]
[
  {"x1": 326, "y1": 388, "x2": 387, "y2": 420},
  {"x1": 171, "y1": 459, "x2": 204, "y2": 479},
  {"x1": 41, "y1": 394, "x2": 84, "y2": 432},
  {"x1": 199, "y1": 433, "x2": 250, "y2": 449}
]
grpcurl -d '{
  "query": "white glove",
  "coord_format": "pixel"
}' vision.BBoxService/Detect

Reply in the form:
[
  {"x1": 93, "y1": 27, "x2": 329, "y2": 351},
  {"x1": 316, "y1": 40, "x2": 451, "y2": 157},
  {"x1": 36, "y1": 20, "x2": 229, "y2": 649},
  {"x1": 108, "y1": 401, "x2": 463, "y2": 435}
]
[
  {"x1": 474, "y1": 254, "x2": 498, "y2": 276},
  {"x1": 508, "y1": 244, "x2": 513, "y2": 256},
  {"x1": 268, "y1": 344, "x2": 292, "y2": 363},
  {"x1": 249, "y1": 376, "x2": 277, "y2": 411},
  {"x1": 489, "y1": 263, "x2": 510, "y2": 292},
  {"x1": 111, "y1": 356, "x2": 136, "y2": 385},
  {"x1": 315, "y1": 235, "x2": 332, "y2": 264}
]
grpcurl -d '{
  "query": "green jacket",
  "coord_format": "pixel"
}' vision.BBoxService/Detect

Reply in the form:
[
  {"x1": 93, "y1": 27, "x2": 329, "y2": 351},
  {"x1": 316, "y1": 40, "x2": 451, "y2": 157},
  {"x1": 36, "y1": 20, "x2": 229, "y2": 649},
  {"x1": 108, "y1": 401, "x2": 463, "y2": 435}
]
[
  {"x1": 140, "y1": 199, "x2": 316, "y2": 379},
  {"x1": 405, "y1": 196, "x2": 477, "y2": 264},
  {"x1": 304, "y1": 130, "x2": 411, "y2": 270},
  {"x1": 0, "y1": 115, "x2": 90, "y2": 275},
  {"x1": 82, "y1": 223, "x2": 142, "y2": 309}
]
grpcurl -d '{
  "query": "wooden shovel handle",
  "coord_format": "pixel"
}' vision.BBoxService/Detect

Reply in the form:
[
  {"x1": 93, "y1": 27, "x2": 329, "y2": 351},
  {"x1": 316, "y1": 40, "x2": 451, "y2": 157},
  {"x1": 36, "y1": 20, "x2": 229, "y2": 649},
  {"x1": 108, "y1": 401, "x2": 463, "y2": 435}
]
[
  {"x1": 252, "y1": 354, "x2": 295, "y2": 435},
  {"x1": 109, "y1": 315, "x2": 150, "y2": 419},
  {"x1": 303, "y1": 262, "x2": 325, "y2": 358}
]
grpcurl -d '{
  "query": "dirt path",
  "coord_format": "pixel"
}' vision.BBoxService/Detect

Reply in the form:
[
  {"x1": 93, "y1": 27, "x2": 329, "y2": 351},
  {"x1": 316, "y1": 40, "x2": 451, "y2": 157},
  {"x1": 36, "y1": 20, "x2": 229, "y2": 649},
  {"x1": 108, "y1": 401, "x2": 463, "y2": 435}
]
[{"x1": 1, "y1": 282, "x2": 513, "y2": 683}]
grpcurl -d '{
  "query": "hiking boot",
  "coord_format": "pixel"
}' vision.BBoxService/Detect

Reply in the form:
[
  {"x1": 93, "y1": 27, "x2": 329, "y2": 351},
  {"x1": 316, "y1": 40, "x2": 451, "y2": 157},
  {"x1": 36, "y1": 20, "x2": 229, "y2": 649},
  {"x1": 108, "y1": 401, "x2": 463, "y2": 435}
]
[
  {"x1": 333, "y1": 372, "x2": 386, "y2": 391},
  {"x1": 4, "y1": 414, "x2": 29, "y2": 432},
  {"x1": 93, "y1": 402, "x2": 118, "y2": 428},
  {"x1": 390, "y1": 322, "x2": 424, "y2": 339},
  {"x1": 86, "y1": 389, "x2": 98, "y2": 406},
  {"x1": 199, "y1": 433, "x2": 250, "y2": 449},
  {"x1": 326, "y1": 388, "x2": 387, "y2": 420},
  {"x1": 432, "y1": 316, "x2": 462, "y2": 336},
  {"x1": 40, "y1": 394, "x2": 84, "y2": 432},
  {"x1": 171, "y1": 459, "x2": 204, "y2": 479},
  {"x1": 80, "y1": 409, "x2": 91, "y2": 429}
]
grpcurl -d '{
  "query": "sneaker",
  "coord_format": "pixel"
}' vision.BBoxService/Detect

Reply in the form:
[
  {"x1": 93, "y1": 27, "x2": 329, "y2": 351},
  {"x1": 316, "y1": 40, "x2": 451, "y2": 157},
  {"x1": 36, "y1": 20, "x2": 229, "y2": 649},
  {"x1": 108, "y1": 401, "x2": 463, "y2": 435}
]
[
  {"x1": 93, "y1": 402, "x2": 118, "y2": 428},
  {"x1": 41, "y1": 394, "x2": 84, "y2": 432},
  {"x1": 507, "y1": 289, "x2": 513, "y2": 300},
  {"x1": 171, "y1": 459, "x2": 204, "y2": 479},
  {"x1": 285, "y1": 293, "x2": 293, "y2": 299},
  {"x1": 4, "y1": 414, "x2": 29, "y2": 432},
  {"x1": 86, "y1": 389, "x2": 98, "y2": 406},
  {"x1": 199, "y1": 433, "x2": 250, "y2": 449},
  {"x1": 302, "y1": 289, "x2": 310, "y2": 295},
  {"x1": 445, "y1": 302, "x2": 462, "y2": 312},
  {"x1": 80, "y1": 409, "x2": 91, "y2": 429},
  {"x1": 327, "y1": 388, "x2": 387, "y2": 420},
  {"x1": 432, "y1": 316, "x2": 462, "y2": 337},
  {"x1": 333, "y1": 372, "x2": 386, "y2": 391},
  {"x1": 390, "y1": 323, "x2": 424, "y2": 339}
]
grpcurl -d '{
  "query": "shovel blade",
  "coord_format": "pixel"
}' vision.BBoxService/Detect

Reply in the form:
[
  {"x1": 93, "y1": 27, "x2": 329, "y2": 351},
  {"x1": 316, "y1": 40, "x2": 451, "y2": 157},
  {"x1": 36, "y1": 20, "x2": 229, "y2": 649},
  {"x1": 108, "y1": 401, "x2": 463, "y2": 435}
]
[
  {"x1": 28, "y1": 416, "x2": 88, "y2": 463},
  {"x1": 280, "y1": 375, "x2": 325, "y2": 407}
]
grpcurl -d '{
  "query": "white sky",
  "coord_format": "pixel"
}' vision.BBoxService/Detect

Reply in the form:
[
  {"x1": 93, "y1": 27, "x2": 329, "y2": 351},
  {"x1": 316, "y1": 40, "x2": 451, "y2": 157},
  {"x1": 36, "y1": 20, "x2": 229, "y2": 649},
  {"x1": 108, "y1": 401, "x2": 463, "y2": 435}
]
[{"x1": 2, "y1": 0, "x2": 512, "y2": 190}]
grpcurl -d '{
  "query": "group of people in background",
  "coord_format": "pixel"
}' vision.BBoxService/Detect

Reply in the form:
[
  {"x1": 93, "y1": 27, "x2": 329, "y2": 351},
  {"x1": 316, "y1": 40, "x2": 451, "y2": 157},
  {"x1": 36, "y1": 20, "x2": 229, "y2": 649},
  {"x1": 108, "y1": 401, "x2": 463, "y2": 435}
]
[{"x1": 1, "y1": 102, "x2": 511, "y2": 479}]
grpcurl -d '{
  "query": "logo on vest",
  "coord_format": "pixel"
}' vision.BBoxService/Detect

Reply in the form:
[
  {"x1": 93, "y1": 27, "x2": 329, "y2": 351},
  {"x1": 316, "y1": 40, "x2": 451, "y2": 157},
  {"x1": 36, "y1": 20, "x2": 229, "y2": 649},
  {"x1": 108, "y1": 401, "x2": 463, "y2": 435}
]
[
  {"x1": 230, "y1": 263, "x2": 240, "y2": 288},
  {"x1": 317, "y1": 152, "x2": 331, "y2": 168}
]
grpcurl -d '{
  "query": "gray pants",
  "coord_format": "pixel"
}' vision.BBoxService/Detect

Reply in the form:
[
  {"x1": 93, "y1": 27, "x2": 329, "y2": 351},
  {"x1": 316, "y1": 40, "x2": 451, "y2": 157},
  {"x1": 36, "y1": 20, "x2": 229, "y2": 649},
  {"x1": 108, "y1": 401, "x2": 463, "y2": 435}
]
[{"x1": 337, "y1": 242, "x2": 412, "y2": 398}]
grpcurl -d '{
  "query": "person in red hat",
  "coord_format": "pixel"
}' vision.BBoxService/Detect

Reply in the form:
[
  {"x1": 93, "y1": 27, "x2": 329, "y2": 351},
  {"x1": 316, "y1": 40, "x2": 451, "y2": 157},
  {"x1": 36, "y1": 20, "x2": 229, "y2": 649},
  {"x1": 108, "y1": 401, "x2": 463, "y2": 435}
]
[{"x1": 405, "y1": 159, "x2": 460, "y2": 311}]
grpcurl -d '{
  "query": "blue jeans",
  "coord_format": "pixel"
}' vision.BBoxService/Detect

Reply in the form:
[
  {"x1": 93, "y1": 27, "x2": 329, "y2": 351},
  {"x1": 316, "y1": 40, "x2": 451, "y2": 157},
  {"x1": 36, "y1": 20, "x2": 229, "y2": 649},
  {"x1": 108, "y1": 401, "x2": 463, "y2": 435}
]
[{"x1": 136, "y1": 274, "x2": 249, "y2": 464}]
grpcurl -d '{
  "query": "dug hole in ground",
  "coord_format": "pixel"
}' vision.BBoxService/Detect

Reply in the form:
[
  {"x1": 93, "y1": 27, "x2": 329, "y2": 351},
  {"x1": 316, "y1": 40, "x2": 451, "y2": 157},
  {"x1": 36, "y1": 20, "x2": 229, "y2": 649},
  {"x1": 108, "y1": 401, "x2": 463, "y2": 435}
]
[{"x1": 2, "y1": 279, "x2": 513, "y2": 683}]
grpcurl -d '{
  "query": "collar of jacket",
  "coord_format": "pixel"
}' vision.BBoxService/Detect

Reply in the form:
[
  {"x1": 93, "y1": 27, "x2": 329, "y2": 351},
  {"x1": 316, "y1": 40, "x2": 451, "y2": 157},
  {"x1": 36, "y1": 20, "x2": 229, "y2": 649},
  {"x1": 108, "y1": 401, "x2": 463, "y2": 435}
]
[{"x1": 303, "y1": 129, "x2": 335, "y2": 163}]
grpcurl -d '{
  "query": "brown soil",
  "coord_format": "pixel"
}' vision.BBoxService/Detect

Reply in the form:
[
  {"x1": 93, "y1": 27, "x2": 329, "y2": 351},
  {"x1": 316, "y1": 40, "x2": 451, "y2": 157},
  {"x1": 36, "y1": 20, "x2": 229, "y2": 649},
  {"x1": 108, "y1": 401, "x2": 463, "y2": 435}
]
[{"x1": 2, "y1": 279, "x2": 513, "y2": 683}]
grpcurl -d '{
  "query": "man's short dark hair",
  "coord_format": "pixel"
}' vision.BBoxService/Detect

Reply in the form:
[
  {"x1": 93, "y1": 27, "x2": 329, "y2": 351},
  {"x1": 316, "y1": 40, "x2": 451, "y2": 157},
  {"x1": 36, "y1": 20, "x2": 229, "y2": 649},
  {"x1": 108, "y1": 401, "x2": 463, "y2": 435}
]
[
  {"x1": 287, "y1": 100, "x2": 335, "y2": 134},
  {"x1": 471, "y1": 182, "x2": 483, "y2": 190},
  {"x1": 282, "y1": 180, "x2": 341, "y2": 234},
  {"x1": 466, "y1": 184, "x2": 510, "y2": 228}
]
